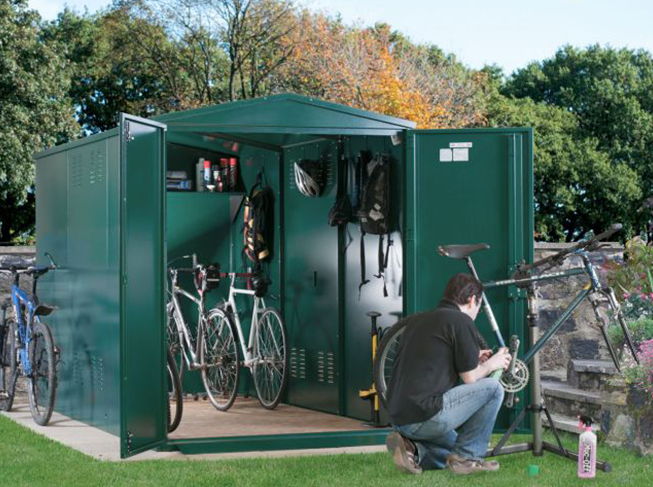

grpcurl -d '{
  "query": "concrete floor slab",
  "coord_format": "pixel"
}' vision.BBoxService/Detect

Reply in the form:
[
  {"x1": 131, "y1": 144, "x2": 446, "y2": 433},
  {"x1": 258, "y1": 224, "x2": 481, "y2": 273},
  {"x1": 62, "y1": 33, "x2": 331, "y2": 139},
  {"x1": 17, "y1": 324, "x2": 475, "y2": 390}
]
[{"x1": 1, "y1": 398, "x2": 386, "y2": 462}]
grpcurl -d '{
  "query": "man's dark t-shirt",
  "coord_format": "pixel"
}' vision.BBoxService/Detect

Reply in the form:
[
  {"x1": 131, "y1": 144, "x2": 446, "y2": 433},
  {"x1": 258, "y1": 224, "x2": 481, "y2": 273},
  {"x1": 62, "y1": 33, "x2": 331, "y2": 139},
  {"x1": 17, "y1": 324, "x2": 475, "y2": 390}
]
[{"x1": 386, "y1": 299, "x2": 481, "y2": 426}]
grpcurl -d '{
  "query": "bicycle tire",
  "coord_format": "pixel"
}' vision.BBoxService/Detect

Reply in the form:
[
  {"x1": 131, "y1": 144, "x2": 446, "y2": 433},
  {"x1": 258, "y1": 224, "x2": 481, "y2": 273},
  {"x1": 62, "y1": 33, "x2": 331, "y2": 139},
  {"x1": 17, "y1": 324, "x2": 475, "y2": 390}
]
[
  {"x1": 28, "y1": 321, "x2": 56, "y2": 426},
  {"x1": 0, "y1": 319, "x2": 17, "y2": 412},
  {"x1": 252, "y1": 307, "x2": 288, "y2": 410},
  {"x1": 166, "y1": 304, "x2": 186, "y2": 385},
  {"x1": 373, "y1": 318, "x2": 410, "y2": 409},
  {"x1": 166, "y1": 347, "x2": 183, "y2": 433},
  {"x1": 201, "y1": 309, "x2": 240, "y2": 411}
]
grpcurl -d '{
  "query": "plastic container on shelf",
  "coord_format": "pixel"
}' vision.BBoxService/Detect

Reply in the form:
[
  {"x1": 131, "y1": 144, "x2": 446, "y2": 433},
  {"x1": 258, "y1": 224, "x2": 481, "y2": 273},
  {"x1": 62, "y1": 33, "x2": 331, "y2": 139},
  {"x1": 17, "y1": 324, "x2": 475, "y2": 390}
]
[
  {"x1": 229, "y1": 157, "x2": 238, "y2": 191},
  {"x1": 196, "y1": 158, "x2": 205, "y2": 192}
]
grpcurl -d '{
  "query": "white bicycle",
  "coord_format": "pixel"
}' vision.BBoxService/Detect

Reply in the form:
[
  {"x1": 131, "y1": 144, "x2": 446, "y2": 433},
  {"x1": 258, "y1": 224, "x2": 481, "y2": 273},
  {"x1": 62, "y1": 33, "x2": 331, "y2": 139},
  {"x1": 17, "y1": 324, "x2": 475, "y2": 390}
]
[{"x1": 167, "y1": 255, "x2": 287, "y2": 412}]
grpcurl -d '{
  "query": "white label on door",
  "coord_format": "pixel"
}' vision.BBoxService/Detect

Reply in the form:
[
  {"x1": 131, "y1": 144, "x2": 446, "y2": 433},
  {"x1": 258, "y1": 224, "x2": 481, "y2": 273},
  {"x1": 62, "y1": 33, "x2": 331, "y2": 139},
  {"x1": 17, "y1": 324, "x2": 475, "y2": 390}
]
[
  {"x1": 439, "y1": 148, "x2": 453, "y2": 162},
  {"x1": 450, "y1": 142, "x2": 473, "y2": 148},
  {"x1": 453, "y1": 148, "x2": 469, "y2": 161}
]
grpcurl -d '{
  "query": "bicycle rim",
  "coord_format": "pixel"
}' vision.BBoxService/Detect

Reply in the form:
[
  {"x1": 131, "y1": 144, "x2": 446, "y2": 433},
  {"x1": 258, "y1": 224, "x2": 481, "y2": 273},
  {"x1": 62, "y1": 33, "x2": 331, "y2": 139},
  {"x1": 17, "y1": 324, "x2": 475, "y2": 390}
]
[
  {"x1": 0, "y1": 320, "x2": 17, "y2": 412},
  {"x1": 252, "y1": 308, "x2": 287, "y2": 410},
  {"x1": 166, "y1": 348, "x2": 183, "y2": 433},
  {"x1": 201, "y1": 310, "x2": 239, "y2": 411},
  {"x1": 374, "y1": 320, "x2": 409, "y2": 408},
  {"x1": 28, "y1": 322, "x2": 56, "y2": 426}
]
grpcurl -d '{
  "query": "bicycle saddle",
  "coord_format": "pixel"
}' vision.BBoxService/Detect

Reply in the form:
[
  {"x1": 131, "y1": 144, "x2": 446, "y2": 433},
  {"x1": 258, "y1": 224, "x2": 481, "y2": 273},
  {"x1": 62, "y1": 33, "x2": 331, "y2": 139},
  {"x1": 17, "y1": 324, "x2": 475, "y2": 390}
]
[
  {"x1": 438, "y1": 243, "x2": 490, "y2": 259},
  {"x1": 34, "y1": 304, "x2": 57, "y2": 316}
]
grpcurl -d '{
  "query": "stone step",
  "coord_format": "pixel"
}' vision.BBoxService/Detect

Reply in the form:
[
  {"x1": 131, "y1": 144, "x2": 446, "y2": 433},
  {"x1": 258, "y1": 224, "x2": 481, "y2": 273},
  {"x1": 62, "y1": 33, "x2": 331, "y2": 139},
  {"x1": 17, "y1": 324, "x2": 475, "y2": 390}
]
[
  {"x1": 567, "y1": 359, "x2": 618, "y2": 390},
  {"x1": 541, "y1": 380, "x2": 602, "y2": 418},
  {"x1": 542, "y1": 381, "x2": 601, "y2": 403},
  {"x1": 541, "y1": 369, "x2": 567, "y2": 383},
  {"x1": 543, "y1": 412, "x2": 600, "y2": 435}
]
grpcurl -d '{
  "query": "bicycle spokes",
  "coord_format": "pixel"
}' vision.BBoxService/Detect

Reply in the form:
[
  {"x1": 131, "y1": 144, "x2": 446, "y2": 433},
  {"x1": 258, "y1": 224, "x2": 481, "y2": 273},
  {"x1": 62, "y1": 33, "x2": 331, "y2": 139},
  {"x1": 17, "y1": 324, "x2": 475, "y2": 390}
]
[
  {"x1": 202, "y1": 311, "x2": 239, "y2": 411},
  {"x1": 252, "y1": 309, "x2": 287, "y2": 409}
]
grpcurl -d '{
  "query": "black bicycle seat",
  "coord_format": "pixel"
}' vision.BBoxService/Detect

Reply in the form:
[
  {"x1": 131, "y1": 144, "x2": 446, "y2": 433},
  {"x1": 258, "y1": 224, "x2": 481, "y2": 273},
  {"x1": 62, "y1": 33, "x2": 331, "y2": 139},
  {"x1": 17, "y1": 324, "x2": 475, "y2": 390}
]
[
  {"x1": 438, "y1": 243, "x2": 490, "y2": 260},
  {"x1": 34, "y1": 304, "x2": 57, "y2": 316}
]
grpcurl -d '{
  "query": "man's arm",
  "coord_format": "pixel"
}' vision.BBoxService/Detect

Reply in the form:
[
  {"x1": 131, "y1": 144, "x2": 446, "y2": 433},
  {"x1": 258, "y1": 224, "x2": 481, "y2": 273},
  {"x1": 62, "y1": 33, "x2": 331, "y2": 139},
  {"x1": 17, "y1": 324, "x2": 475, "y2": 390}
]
[{"x1": 460, "y1": 348, "x2": 511, "y2": 384}]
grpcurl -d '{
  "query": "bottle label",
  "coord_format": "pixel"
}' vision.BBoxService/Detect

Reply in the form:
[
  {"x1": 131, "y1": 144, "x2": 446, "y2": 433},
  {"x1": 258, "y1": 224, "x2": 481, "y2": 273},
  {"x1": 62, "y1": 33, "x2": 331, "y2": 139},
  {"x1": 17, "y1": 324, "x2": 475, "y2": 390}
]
[{"x1": 581, "y1": 438, "x2": 592, "y2": 473}]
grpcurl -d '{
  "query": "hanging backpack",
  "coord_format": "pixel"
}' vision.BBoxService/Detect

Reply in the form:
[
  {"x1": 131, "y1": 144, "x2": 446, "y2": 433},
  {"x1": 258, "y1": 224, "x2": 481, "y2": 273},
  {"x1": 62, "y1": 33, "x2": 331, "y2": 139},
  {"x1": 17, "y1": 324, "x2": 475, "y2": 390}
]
[
  {"x1": 328, "y1": 153, "x2": 353, "y2": 227},
  {"x1": 243, "y1": 173, "x2": 273, "y2": 266},
  {"x1": 357, "y1": 153, "x2": 393, "y2": 297}
]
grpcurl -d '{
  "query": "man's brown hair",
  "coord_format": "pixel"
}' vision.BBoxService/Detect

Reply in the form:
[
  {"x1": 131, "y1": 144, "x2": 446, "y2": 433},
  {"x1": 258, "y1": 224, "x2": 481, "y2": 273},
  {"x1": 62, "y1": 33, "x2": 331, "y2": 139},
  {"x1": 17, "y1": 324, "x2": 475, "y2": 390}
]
[{"x1": 443, "y1": 273, "x2": 484, "y2": 306}]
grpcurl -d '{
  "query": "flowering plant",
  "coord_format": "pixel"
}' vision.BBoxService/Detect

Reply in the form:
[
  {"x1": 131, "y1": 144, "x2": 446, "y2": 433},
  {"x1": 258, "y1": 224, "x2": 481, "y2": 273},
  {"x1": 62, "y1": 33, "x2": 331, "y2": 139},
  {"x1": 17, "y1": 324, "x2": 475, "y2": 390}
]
[{"x1": 621, "y1": 339, "x2": 653, "y2": 405}]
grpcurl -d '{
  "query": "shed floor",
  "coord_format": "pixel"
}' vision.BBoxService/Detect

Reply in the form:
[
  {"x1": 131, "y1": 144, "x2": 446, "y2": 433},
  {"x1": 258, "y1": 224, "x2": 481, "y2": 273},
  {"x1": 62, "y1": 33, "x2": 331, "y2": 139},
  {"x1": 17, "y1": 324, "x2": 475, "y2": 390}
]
[{"x1": 169, "y1": 397, "x2": 370, "y2": 439}]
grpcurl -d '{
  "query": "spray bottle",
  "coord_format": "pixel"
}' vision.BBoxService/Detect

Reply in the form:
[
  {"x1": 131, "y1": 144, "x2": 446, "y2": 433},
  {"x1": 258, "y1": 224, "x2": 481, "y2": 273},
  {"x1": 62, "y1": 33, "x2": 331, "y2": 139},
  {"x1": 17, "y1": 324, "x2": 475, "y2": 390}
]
[{"x1": 578, "y1": 415, "x2": 597, "y2": 479}]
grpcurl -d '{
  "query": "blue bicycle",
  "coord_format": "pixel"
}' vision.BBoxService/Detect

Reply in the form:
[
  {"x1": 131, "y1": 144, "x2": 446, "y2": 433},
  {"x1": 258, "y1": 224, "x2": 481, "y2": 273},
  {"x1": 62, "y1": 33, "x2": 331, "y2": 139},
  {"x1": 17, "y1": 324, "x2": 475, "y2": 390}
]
[{"x1": 0, "y1": 253, "x2": 58, "y2": 425}]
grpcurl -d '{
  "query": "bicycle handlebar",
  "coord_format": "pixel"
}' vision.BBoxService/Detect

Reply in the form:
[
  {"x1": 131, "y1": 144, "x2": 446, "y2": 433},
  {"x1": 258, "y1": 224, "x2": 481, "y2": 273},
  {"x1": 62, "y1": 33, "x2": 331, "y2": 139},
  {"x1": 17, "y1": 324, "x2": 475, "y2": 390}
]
[{"x1": 517, "y1": 223, "x2": 622, "y2": 274}]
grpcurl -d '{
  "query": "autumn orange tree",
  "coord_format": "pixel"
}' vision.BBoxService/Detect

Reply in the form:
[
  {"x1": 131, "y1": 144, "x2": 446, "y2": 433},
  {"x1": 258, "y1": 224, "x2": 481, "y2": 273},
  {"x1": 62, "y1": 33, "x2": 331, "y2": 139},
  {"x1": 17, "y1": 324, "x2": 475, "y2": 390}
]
[{"x1": 273, "y1": 11, "x2": 486, "y2": 128}]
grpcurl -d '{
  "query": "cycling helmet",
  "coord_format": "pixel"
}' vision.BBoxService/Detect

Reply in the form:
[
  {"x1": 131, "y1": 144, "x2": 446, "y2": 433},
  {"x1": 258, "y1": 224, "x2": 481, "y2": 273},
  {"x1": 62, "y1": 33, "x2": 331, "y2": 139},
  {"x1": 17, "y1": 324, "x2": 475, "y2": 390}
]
[{"x1": 294, "y1": 159, "x2": 324, "y2": 197}]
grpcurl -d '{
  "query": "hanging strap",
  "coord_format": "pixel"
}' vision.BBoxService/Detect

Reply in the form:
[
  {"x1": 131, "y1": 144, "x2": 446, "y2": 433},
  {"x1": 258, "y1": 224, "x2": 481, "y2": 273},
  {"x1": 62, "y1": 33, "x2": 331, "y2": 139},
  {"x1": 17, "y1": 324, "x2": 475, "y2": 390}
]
[{"x1": 358, "y1": 230, "x2": 370, "y2": 299}]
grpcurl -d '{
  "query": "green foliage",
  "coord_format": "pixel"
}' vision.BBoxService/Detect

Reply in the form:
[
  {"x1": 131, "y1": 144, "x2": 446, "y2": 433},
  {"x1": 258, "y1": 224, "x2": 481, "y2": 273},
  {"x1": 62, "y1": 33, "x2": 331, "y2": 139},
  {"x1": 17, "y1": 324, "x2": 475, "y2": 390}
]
[
  {"x1": 41, "y1": 6, "x2": 179, "y2": 133},
  {"x1": 609, "y1": 316, "x2": 653, "y2": 351},
  {"x1": 0, "y1": 0, "x2": 78, "y2": 242},
  {"x1": 607, "y1": 238, "x2": 653, "y2": 299},
  {"x1": 486, "y1": 93, "x2": 641, "y2": 241},
  {"x1": 504, "y1": 45, "x2": 653, "y2": 239}
]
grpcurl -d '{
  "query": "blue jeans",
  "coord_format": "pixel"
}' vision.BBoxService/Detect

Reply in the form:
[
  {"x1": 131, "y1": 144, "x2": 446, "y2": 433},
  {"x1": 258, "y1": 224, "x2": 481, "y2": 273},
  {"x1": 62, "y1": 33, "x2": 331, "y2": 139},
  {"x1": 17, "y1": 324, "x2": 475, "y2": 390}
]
[{"x1": 395, "y1": 378, "x2": 504, "y2": 470}]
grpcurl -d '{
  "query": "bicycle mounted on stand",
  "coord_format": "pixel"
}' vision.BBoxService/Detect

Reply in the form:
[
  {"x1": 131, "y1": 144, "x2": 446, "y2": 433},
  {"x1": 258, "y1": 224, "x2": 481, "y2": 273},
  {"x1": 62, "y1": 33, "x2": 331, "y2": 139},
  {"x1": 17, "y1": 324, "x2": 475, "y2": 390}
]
[
  {"x1": 374, "y1": 223, "x2": 639, "y2": 472},
  {"x1": 0, "y1": 253, "x2": 59, "y2": 426}
]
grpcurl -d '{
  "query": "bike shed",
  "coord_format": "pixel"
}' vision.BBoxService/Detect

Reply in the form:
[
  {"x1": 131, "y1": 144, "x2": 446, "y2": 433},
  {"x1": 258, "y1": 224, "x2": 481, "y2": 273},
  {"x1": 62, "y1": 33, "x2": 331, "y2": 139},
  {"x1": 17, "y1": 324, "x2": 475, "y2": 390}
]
[{"x1": 34, "y1": 94, "x2": 533, "y2": 458}]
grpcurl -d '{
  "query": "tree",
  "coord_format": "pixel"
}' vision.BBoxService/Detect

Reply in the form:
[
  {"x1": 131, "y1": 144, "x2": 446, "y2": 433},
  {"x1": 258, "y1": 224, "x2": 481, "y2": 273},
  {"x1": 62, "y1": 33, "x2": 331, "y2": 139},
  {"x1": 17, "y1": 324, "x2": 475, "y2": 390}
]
[
  {"x1": 0, "y1": 0, "x2": 78, "y2": 243},
  {"x1": 487, "y1": 94, "x2": 641, "y2": 241},
  {"x1": 504, "y1": 45, "x2": 653, "y2": 236},
  {"x1": 42, "y1": 6, "x2": 179, "y2": 133},
  {"x1": 272, "y1": 12, "x2": 487, "y2": 128}
]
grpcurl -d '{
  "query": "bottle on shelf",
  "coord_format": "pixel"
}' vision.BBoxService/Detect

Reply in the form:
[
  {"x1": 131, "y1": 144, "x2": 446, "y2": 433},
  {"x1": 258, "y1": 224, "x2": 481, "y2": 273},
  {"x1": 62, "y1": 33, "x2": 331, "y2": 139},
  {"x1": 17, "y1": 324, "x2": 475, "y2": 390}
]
[
  {"x1": 229, "y1": 157, "x2": 238, "y2": 191},
  {"x1": 220, "y1": 158, "x2": 229, "y2": 192},
  {"x1": 196, "y1": 158, "x2": 205, "y2": 192},
  {"x1": 204, "y1": 160, "x2": 215, "y2": 191}
]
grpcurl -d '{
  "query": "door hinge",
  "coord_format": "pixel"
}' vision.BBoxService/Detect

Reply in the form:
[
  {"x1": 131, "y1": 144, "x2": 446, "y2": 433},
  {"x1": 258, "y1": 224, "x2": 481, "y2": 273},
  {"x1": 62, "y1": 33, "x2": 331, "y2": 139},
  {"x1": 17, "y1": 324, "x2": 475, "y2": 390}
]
[
  {"x1": 126, "y1": 430, "x2": 134, "y2": 454},
  {"x1": 123, "y1": 121, "x2": 134, "y2": 143}
]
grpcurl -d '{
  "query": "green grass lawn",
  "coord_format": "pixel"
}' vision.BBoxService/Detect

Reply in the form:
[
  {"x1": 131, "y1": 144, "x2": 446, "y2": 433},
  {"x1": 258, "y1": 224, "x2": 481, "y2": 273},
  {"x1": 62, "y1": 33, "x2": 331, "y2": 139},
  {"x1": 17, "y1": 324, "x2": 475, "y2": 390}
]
[{"x1": 0, "y1": 414, "x2": 651, "y2": 487}]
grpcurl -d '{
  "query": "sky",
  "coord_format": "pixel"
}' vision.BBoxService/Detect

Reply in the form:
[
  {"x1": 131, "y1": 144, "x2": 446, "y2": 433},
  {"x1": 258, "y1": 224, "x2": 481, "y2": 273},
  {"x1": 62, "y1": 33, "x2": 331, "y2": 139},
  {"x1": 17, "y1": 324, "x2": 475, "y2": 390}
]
[{"x1": 28, "y1": 0, "x2": 653, "y2": 75}]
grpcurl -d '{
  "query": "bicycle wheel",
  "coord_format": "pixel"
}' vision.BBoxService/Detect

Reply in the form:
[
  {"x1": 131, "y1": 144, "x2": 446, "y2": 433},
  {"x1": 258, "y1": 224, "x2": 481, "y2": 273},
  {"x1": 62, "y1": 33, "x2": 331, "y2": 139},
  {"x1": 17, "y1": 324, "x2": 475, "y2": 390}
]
[
  {"x1": 252, "y1": 308, "x2": 288, "y2": 410},
  {"x1": 166, "y1": 303, "x2": 186, "y2": 385},
  {"x1": 373, "y1": 319, "x2": 410, "y2": 408},
  {"x1": 166, "y1": 347, "x2": 183, "y2": 433},
  {"x1": 27, "y1": 321, "x2": 56, "y2": 425},
  {"x1": 0, "y1": 319, "x2": 17, "y2": 412},
  {"x1": 201, "y1": 309, "x2": 240, "y2": 411}
]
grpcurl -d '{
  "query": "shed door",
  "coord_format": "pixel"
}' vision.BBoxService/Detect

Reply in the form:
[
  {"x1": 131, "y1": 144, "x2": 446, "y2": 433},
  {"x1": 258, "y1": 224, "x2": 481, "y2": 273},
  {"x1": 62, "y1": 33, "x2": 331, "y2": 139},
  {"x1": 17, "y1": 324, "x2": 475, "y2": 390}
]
[
  {"x1": 119, "y1": 114, "x2": 167, "y2": 458},
  {"x1": 405, "y1": 129, "x2": 533, "y2": 429}
]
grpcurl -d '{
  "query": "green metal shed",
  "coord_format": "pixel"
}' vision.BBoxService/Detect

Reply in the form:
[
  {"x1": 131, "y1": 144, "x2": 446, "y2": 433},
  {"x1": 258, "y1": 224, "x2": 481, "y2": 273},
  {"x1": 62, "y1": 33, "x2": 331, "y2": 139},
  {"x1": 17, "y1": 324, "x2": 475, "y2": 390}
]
[{"x1": 34, "y1": 94, "x2": 533, "y2": 458}]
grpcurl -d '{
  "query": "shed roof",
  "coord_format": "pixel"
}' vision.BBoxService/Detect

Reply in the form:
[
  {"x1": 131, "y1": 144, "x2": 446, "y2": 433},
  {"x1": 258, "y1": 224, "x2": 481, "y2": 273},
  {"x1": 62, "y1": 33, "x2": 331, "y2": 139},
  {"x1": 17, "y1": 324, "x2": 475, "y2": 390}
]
[{"x1": 153, "y1": 93, "x2": 416, "y2": 151}]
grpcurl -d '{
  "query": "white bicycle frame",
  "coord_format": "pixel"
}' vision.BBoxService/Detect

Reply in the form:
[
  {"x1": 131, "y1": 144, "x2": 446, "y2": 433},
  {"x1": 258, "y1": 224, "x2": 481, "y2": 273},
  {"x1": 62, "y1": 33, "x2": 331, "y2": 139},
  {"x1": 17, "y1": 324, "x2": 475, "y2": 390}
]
[
  {"x1": 223, "y1": 273, "x2": 267, "y2": 369},
  {"x1": 168, "y1": 269, "x2": 207, "y2": 371}
]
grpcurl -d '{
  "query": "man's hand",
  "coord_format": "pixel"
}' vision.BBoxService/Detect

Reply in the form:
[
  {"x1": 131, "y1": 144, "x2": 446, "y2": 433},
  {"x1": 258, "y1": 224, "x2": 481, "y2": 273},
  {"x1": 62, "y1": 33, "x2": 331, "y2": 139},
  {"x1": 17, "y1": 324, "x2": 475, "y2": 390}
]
[
  {"x1": 479, "y1": 349, "x2": 492, "y2": 364},
  {"x1": 460, "y1": 348, "x2": 512, "y2": 384},
  {"x1": 486, "y1": 348, "x2": 511, "y2": 371}
]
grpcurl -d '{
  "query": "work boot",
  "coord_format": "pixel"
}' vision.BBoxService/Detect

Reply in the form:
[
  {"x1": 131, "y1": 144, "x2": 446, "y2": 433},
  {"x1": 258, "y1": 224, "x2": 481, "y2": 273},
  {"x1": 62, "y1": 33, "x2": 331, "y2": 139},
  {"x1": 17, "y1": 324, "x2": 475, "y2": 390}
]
[
  {"x1": 385, "y1": 431, "x2": 422, "y2": 475},
  {"x1": 446, "y1": 453, "x2": 500, "y2": 475}
]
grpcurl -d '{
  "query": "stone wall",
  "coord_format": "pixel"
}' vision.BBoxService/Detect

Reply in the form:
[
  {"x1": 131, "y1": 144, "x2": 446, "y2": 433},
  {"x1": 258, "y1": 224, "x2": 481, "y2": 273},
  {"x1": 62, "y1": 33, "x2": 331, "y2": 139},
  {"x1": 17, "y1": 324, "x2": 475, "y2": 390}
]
[
  {"x1": 532, "y1": 242, "x2": 624, "y2": 377},
  {"x1": 0, "y1": 246, "x2": 36, "y2": 304}
]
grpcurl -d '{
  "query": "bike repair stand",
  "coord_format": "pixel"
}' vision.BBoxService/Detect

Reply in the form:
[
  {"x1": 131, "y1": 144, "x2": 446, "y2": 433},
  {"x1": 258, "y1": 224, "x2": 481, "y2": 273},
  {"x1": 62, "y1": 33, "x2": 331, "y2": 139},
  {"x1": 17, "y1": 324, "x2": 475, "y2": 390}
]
[
  {"x1": 485, "y1": 289, "x2": 612, "y2": 472},
  {"x1": 359, "y1": 311, "x2": 389, "y2": 428}
]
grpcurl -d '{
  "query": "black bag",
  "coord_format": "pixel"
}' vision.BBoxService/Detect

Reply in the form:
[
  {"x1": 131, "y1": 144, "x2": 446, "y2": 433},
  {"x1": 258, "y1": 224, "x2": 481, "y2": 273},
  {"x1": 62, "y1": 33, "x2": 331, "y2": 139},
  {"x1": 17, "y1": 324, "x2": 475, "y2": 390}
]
[
  {"x1": 357, "y1": 153, "x2": 393, "y2": 297},
  {"x1": 243, "y1": 173, "x2": 273, "y2": 265},
  {"x1": 328, "y1": 155, "x2": 353, "y2": 227}
]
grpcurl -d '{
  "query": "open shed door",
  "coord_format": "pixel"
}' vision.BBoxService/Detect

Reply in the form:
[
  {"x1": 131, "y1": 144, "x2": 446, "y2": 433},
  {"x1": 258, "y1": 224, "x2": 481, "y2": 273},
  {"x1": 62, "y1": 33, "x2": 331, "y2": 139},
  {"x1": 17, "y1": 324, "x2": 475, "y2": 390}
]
[
  {"x1": 119, "y1": 114, "x2": 167, "y2": 458},
  {"x1": 405, "y1": 129, "x2": 533, "y2": 429}
]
